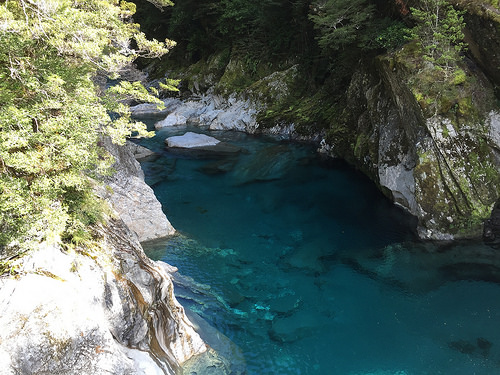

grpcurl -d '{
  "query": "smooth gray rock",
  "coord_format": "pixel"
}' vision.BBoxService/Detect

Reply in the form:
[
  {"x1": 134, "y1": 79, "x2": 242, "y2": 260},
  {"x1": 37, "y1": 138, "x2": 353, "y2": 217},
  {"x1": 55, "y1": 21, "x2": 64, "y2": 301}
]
[
  {"x1": 0, "y1": 219, "x2": 207, "y2": 375},
  {"x1": 165, "y1": 132, "x2": 243, "y2": 158},
  {"x1": 101, "y1": 137, "x2": 175, "y2": 242},
  {"x1": 155, "y1": 112, "x2": 188, "y2": 129},
  {"x1": 127, "y1": 141, "x2": 155, "y2": 161},
  {"x1": 166, "y1": 132, "x2": 220, "y2": 148},
  {"x1": 209, "y1": 98, "x2": 259, "y2": 133}
]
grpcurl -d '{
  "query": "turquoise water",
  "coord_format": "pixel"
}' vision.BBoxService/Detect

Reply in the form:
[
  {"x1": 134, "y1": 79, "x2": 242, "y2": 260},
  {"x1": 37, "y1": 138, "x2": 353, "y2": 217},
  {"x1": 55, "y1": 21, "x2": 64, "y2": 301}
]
[{"x1": 137, "y1": 122, "x2": 500, "y2": 375}]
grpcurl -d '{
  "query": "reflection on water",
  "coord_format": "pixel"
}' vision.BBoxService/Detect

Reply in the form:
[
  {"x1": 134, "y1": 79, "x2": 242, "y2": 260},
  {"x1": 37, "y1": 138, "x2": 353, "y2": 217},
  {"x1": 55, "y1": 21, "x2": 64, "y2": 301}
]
[{"x1": 137, "y1": 123, "x2": 500, "y2": 375}]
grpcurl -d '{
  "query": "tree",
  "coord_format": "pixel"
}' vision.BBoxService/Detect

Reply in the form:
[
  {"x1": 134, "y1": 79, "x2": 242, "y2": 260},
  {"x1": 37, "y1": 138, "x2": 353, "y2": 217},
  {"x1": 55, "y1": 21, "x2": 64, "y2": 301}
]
[
  {"x1": 309, "y1": 0, "x2": 376, "y2": 51},
  {"x1": 410, "y1": 0, "x2": 466, "y2": 72},
  {"x1": 0, "y1": 0, "x2": 174, "y2": 256}
]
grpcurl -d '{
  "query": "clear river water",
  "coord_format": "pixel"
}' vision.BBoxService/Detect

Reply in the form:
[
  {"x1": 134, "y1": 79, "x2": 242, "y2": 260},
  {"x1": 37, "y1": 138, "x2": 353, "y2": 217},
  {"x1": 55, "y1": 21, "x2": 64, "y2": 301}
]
[{"x1": 136, "y1": 120, "x2": 500, "y2": 375}]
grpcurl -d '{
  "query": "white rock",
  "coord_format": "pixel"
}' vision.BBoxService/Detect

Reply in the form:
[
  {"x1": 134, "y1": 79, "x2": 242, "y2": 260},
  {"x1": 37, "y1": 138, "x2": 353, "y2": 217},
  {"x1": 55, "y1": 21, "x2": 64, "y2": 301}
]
[
  {"x1": 209, "y1": 99, "x2": 259, "y2": 133},
  {"x1": 488, "y1": 110, "x2": 500, "y2": 149},
  {"x1": 0, "y1": 221, "x2": 208, "y2": 375},
  {"x1": 155, "y1": 112, "x2": 188, "y2": 129},
  {"x1": 166, "y1": 132, "x2": 220, "y2": 148}
]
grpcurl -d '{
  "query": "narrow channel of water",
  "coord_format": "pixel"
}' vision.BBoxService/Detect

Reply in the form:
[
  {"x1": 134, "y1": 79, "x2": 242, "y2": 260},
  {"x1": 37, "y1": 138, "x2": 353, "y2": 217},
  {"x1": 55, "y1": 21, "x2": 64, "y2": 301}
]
[{"x1": 137, "y1": 120, "x2": 500, "y2": 375}]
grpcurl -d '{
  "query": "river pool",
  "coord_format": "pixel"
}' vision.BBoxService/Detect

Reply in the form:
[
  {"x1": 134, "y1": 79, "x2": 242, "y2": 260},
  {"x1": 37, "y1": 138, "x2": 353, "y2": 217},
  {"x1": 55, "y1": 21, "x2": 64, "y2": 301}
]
[{"x1": 137, "y1": 122, "x2": 500, "y2": 375}]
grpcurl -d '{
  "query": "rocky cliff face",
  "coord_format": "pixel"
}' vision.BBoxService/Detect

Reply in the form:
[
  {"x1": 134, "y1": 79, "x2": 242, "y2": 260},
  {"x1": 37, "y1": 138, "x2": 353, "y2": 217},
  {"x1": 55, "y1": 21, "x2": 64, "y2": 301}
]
[
  {"x1": 0, "y1": 219, "x2": 209, "y2": 374},
  {"x1": 321, "y1": 55, "x2": 500, "y2": 240},
  {"x1": 0, "y1": 140, "x2": 223, "y2": 374},
  {"x1": 150, "y1": 50, "x2": 500, "y2": 239},
  {"x1": 144, "y1": 4, "x2": 500, "y2": 240},
  {"x1": 100, "y1": 137, "x2": 176, "y2": 242}
]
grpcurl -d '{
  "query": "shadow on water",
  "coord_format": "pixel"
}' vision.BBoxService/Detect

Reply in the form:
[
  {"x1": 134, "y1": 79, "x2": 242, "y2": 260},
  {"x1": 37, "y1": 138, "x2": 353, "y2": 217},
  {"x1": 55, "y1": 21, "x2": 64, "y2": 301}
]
[{"x1": 138, "y1": 122, "x2": 500, "y2": 375}]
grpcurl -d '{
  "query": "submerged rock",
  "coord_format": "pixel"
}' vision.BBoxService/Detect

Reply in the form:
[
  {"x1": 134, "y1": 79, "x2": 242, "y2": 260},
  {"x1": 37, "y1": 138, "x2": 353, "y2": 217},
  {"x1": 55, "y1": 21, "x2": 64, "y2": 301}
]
[
  {"x1": 269, "y1": 308, "x2": 330, "y2": 343},
  {"x1": 339, "y1": 240, "x2": 500, "y2": 293},
  {"x1": 182, "y1": 309, "x2": 246, "y2": 375},
  {"x1": 231, "y1": 144, "x2": 294, "y2": 184},
  {"x1": 198, "y1": 158, "x2": 239, "y2": 175},
  {"x1": 448, "y1": 337, "x2": 493, "y2": 358}
]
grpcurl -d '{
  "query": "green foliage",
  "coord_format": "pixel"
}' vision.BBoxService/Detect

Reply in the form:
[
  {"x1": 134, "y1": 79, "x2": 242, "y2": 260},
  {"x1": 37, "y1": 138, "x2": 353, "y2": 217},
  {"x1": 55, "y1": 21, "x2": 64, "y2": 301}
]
[
  {"x1": 409, "y1": 0, "x2": 467, "y2": 72},
  {"x1": 0, "y1": 0, "x2": 174, "y2": 256},
  {"x1": 373, "y1": 21, "x2": 412, "y2": 51},
  {"x1": 453, "y1": 68, "x2": 467, "y2": 85},
  {"x1": 309, "y1": 0, "x2": 376, "y2": 51}
]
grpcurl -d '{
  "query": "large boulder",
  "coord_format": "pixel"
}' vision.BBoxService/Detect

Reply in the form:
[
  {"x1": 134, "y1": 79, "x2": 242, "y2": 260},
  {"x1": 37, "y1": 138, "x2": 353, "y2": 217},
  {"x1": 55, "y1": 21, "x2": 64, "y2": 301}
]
[
  {"x1": 100, "y1": 138, "x2": 175, "y2": 242},
  {"x1": 155, "y1": 112, "x2": 188, "y2": 129},
  {"x1": 166, "y1": 132, "x2": 220, "y2": 148},
  {"x1": 0, "y1": 218, "x2": 207, "y2": 374},
  {"x1": 165, "y1": 132, "x2": 242, "y2": 157}
]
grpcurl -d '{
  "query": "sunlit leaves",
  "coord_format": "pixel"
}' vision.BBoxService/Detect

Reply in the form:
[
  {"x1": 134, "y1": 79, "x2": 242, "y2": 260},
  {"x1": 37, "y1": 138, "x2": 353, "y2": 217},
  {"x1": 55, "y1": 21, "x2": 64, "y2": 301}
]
[
  {"x1": 410, "y1": 0, "x2": 466, "y2": 71},
  {"x1": 0, "y1": 0, "x2": 174, "y2": 253}
]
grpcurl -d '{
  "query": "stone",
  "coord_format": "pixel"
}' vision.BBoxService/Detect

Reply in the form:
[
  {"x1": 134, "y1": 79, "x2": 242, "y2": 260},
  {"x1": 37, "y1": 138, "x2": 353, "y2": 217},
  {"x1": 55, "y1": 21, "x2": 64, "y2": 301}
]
[
  {"x1": 268, "y1": 294, "x2": 301, "y2": 315},
  {"x1": 126, "y1": 141, "x2": 155, "y2": 161},
  {"x1": 232, "y1": 144, "x2": 294, "y2": 184},
  {"x1": 166, "y1": 132, "x2": 220, "y2": 148},
  {"x1": 130, "y1": 103, "x2": 169, "y2": 117},
  {"x1": 281, "y1": 240, "x2": 332, "y2": 274},
  {"x1": 488, "y1": 111, "x2": 500, "y2": 149},
  {"x1": 198, "y1": 158, "x2": 238, "y2": 175},
  {"x1": 165, "y1": 132, "x2": 243, "y2": 158},
  {"x1": 209, "y1": 99, "x2": 259, "y2": 133},
  {"x1": 154, "y1": 98, "x2": 215, "y2": 129},
  {"x1": 182, "y1": 309, "x2": 246, "y2": 375},
  {"x1": 484, "y1": 200, "x2": 500, "y2": 248},
  {"x1": 155, "y1": 112, "x2": 188, "y2": 129},
  {"x1": 269, "y1": 308, "x2": 328, "y2": 343},
  {"x1": 0, "y1": 219, "x2": 207, "y2": 375},
  {"x1": 100, "y1": 137, "x2": 175, "y2": 242}
]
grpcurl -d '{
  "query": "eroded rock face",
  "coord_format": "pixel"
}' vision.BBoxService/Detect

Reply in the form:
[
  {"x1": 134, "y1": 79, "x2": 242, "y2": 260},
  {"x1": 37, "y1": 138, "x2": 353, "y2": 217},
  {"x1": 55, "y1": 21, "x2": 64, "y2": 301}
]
[
  {"x1": 153, "y1": 65, "x2": 299, "y2": 137},
  {"x1": 321, "y1": 59, "x2": 500, "y2": 240},
  {"x1": 100, "y1": 137, "x2": 175, "y2": 242},
  {"x1": 0, "y1": 218, "x2": 207, "y2": 375}
]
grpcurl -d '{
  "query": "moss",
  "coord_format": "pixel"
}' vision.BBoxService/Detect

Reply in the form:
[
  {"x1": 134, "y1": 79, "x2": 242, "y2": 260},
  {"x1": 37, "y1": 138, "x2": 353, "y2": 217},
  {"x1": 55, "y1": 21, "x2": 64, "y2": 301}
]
[
  {"x1": 0, "y1": 260, "x2": 18, "y2": 277},
  {"x1": 392, "y1": 39, "x2": 496, "y2": 123},
  {"x1": 354, "y1": 133, "x2": 370, "y2": 159},
  {"x1": 453, "y1": 69, "x2": 467, "y2": 85},
  {"x1": 415, "y1": 128, "x2": 500, "y2": 237},
  {"x1": 457, "y1": 96, "x2": 473, "y2": 117},
  {"x1": 454, "y1": 0, "x2": 500, "y2": 23}
]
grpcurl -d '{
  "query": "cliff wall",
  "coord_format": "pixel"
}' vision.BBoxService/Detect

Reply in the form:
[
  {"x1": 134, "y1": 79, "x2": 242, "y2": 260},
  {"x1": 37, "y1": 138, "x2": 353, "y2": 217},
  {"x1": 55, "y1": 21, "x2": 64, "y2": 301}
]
[{"x1": 151, "y1": 5, "x2": 500, "y2": 241}]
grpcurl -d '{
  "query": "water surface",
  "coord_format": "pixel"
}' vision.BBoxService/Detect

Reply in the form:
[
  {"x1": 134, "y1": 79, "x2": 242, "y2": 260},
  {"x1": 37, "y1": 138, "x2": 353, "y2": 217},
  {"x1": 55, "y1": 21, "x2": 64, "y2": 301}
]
[{"x1": 137, "y1": 122, "x2": 500, "y2": 375}]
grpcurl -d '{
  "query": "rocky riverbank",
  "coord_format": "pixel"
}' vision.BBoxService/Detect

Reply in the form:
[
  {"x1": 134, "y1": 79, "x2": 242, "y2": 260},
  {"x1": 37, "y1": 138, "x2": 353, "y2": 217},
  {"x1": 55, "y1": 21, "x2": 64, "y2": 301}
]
[{"x1": 0, "y1": 138, "x2": 232, "y2": 374}]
